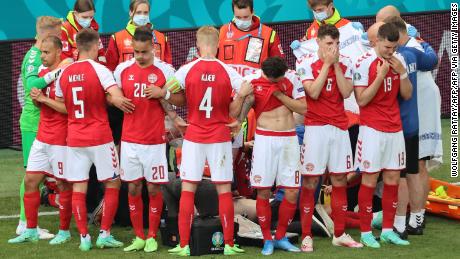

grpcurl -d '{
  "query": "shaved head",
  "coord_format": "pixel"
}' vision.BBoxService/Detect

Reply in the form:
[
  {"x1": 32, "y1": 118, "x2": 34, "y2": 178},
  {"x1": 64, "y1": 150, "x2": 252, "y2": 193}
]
[
  {"x1": 368, "y1": 22, "x2": 385, "y2": 46},
  {"x1": 376, "y1": 5, "x2": 400, "y2": 23}
]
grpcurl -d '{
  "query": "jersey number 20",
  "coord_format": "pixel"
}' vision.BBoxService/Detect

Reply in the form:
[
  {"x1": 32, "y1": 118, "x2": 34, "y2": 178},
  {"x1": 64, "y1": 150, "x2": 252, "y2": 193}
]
[
  {"x1": 72, "y1": 87, "x2": 84, "y2": 119},
  {"x1": 199, "y1": 87, "x2": 213, "y2": 118}
]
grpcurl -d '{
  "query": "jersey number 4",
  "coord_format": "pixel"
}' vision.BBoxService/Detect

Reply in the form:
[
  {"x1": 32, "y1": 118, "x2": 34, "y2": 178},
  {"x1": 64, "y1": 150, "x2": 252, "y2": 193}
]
[
  {"x1": 72, "y1": 87, "x2": 85, "y2": 119},
  {"x1": 199, "y1": 87, "x2": 214, "y2": 119}
]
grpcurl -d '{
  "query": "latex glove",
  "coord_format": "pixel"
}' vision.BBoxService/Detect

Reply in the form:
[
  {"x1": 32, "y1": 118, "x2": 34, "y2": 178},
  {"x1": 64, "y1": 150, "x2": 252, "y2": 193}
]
[
  {"x1": 290, "y1": 40, "x2": 301, "y2": 50},
  {"x1": 407, "y1": 25, "x2": 418, "y2": 38},
  {"x1": 352, "y1": 22, "x2": 364, "y2": 32}
]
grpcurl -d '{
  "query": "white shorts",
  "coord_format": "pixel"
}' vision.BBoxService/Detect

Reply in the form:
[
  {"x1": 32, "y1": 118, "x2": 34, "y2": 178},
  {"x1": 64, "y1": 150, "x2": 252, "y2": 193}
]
[
  {"x1": 180, "y1": 140, "x2": 233, "y2": 183},
  {"x1": 251, "y1": 129, "x2": 301, "y2": 189},
  {"x1": 301, "y1": 125, "x2": 353, "y2": 175},
  {"x1": 354, "y1": 126, "x2": 406, "y2": 173},
  {"x1": 120, "y1": 142, "x2": 169, "y2": 184},
  {"x1": 64, "y1": 142, "x2": 120, "y2": 182},
  {"x1": 26, "y1": 140, "x2": 66, "y2": 179}
]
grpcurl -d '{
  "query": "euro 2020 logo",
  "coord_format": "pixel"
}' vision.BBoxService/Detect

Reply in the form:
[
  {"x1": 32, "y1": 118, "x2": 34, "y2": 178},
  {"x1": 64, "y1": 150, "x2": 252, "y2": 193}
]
[{"x1": 211, "y1": 231, "x2": 224, "y2": 248}]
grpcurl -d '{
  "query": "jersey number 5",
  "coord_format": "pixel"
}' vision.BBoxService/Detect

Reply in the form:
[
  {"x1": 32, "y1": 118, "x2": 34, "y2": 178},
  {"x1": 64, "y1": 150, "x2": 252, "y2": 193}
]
[
  {"x1": 199, "y1": 87, "x2": 213, "y2": 119},
  {"x1": 72, "y1": 87, "x2": 84, "y2": 119}
]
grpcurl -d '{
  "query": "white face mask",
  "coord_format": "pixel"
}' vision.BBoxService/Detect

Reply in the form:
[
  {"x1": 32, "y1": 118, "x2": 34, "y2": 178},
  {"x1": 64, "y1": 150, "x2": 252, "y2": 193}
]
[
  {"x1": 76, "y1": 16, "x2": 92, "y2": 28},
  {"x1": 313, "y1": 10, "x2": 328, "y2": 22},
  {"x1": 234, "y1": 17, "x2": 252, "y2": 31},
  {"x1": 133, "y1": 14, "x2": 150, "y2": 26}
]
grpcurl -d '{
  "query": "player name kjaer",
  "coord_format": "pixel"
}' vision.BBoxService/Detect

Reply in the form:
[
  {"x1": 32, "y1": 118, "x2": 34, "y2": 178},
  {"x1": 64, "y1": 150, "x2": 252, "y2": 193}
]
[
  {"x1": 201, "y1": 74, "x2": 216, "y2": 82},
  {"x1": 69, "y1": 74, "x2": 85, "y2": 82}
]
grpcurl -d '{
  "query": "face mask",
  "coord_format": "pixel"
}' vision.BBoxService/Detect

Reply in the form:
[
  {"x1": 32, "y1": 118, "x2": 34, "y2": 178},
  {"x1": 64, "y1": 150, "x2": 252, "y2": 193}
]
[
  {"x1": 234, "y1": 17, "x2": 252, "y2": 31},
  {"x1": 313, "y1": 10, "x2": 328, "y2": 22},
  {"x1": 76, "y1": 16, "x2": 92, "y2": 28},
  {"x1": 133, "y1": 14, "x2": 150, "y2": 26}
]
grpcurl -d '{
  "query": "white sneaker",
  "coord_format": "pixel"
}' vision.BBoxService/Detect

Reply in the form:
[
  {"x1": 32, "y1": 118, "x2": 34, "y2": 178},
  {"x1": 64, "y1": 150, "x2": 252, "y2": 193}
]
[
  {"x1": 16, "y1": 220, "x2": 26, "y2": 235},
  {"x1": 332, "y1": 233, "x2": 363, "y2": 248},
  {"x1": 38, "y1": 227, "x2": 55, "y2": 240},
  {"x1": 301, "y1": 236, "x2": 313, "y2": 252}
]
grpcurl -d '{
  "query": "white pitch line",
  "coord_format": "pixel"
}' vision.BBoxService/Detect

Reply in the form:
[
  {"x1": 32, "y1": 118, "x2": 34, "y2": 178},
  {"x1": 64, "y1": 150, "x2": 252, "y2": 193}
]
[{"x1": 0, "y1": 211, "x2": 58, "y2": 219}]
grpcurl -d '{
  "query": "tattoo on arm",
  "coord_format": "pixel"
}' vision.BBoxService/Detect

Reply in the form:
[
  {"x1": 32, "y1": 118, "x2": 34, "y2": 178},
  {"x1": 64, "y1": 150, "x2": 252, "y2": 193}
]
[
  {"x1": 237, "y1": 94, "x2": 254, "y2": 122},
  {"x1": 160, "y1": 99, "x2": 177, "y2": 119}
]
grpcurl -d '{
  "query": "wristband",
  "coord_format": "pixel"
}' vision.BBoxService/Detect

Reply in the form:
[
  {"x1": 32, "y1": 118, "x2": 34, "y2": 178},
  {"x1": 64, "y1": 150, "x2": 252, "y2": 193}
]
[
  {"x1": 400, "y1": 72, "x2": 408, "y2": 80},
  {"x1": 164, "y1": 89, "x2": 171, "y2": 100},
  {"x1": 44, "y1": 69, "x2": 61, "y2": 84}
]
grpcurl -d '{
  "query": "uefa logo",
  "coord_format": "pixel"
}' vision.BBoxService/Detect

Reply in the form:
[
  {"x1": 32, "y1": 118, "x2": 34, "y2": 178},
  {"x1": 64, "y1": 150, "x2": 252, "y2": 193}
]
[{"x1": 211, "y1": 231, "x2": 224, "y2": 248}]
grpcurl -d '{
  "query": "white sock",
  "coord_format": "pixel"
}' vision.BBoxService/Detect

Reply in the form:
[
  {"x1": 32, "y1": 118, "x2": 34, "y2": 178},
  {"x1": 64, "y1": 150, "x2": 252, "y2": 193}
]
[
  {"x1": 361, "y1": 231, "x2": 372, "y2": 236},
  {"x1": 372, "y1": 212, "x2": 380, "y2": 220},
  {"x1": 80, "y1": 234, "x2": 91, "y2": 242},
  {"x1": 393, "y1": 215, "x2": 406, "y2": 232},
  {"x1": 99, "y1": 230, "x2": 110, "y2": 238},
  {"x1": 409, "y1": 212, "x2": 423, "y2": 228}
]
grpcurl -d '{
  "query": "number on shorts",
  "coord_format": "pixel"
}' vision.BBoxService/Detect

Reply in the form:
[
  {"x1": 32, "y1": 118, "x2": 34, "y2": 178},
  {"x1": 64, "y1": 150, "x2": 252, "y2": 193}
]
[
  {"x1": 346, "y1": 155, "x2": 352, "y2": 169},
  {"x1": 199, "y1": 87, "x2": 213, "y2": 119},
  {"x1": 384, "y1": 77, "x2": 392, "y2": 92},
  {"x1": 134, "y1": 83, "x2": 146, "y2": 97},
  {"x1": 398, "y1": 152, "x2": 405, "y2": 167},
  {"x1": 295, "y1": 170, "x2": 300, "y2": 185},
  {"x1": 325, "y1": 78, "x2": 333, "y2": 91},
  {"x1": 152, "y1": 165, "x2": 165, "y2": 180},
  {"x1": 58, "y1": 162, "x2": 64, "y2": 175},
  {"x1": 72, "y1": 86, "x2": 84, "y2": 119}
]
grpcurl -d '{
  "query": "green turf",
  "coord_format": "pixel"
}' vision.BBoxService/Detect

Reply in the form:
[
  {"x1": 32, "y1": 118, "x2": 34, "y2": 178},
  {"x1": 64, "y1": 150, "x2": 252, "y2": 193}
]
[{"x1": 0, "y1": 119, "x2": 459, "y2": 258}]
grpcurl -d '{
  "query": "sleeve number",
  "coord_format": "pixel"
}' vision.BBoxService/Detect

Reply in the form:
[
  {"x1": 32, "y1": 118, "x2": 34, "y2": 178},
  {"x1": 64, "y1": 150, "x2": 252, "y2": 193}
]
[
  {"x1": 152, "y1": 165, "x2": 165, "y2": 180},
  {"x1": 199, "y1": 87, "x2": 213, "y2": 119},
  {"x1": 72, "y1": 87, "x2": 85, "y2": 119},
  {"x1": 134, "y1": 83, "x2": 146, "y2": 97},
  {"x1": 383, "y1": 77, "x2": 392, "y2": 92}
]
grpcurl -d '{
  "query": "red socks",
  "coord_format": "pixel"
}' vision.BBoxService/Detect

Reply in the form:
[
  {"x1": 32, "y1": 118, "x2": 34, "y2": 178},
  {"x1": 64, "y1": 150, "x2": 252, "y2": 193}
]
[
  {"x1": 72, "y1": 192, "x2": 88, "y2": 235},
  {"x1": 382, "y1": 184, "x2": 398, "y2": 230},
  {"x1": 331, "y1": 186, "x2": 347, "y2": 237},
  {"x1": 274, "y1": 199, "x2": 297, "y2": 240},
  {"x1": 256, "y1": 197, "x2": 272, "y2": 241},
  {"x1": 24, "y1": 191, "x2": 40, "y2": 229},
  {"x1": 58, "y1": 190, "x2": 72, "y2": 231},
  {"x1": 101, "y1": 188, "x2": 120, "y2": 232},
  {"x1": 219, "y1": 192, "x2": 235, "y2": 246},
  {"x1": 300, "y1": 187, "x2": 315, "y2": 238},
  {"x1": 178, "y1": 191, "x2": 195, "y2": 247},
  {"x1": 358, "y1": 184, "x2": 375, "y2": 233},
  {"x1": 128, "y1": 194, "x2": 145, "y2": 239},
  {"x1": 148, "y1": 192, "x2": 163, "y2": 239}
]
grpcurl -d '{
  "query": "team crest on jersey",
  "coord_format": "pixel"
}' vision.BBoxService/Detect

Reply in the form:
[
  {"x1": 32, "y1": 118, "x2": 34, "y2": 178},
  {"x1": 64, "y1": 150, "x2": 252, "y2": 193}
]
[
  {"x1": 148, "y1": 73, "x2": 158, "y2": 84},
  {"x1": 297, "y1": 68, "x2": 306, "y2": 76},
  {"x1": 253, "y1": 175, "x2": 262, "y2": 184},
  {"x1": 363, "y1": 160, "x2": 370, "y2": 170},
  {"x1": 124, "y1": 38, "x2": 132, "y2": 47},
  {"x1": 306, "y1": 163, "x2": 315, "y2": 172},
  {"x1": 256, "y1": 85, "x2": 263, "y2": 92}
]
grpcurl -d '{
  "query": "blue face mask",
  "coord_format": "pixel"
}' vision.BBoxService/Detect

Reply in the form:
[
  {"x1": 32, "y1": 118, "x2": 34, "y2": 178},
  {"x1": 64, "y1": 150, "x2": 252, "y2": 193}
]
[
  {"x1": 234, "y1": 17, "x2": 252, "y2": 31},
  {"x1": 313, "y1": 10, "x2": 329, "y2": 22},
  {"x1": 133, "y1": 14, "x2": 150, "y2": 26},
  {"x1": 76, "y1": 16, "x2": 92, "y2": 28}
]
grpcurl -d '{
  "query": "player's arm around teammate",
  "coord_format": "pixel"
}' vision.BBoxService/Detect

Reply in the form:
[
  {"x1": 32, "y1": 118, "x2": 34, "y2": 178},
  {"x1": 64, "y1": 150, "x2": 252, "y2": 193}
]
[
  {"x1": 296, "y1": 25, "x2": 361, "y2": 252},
  {"x1": 9, "y1": 36, "x2": 73, "y2": 245}
]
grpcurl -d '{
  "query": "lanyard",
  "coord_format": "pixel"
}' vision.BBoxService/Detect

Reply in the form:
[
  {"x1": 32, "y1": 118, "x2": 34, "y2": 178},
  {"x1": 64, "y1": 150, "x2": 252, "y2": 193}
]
[
  {"x1": 228, "y1": 22, "x2": 262, "y2": 41},
  {"x1": 152, "y1": 31, "x2": 158, "y2": 43}
]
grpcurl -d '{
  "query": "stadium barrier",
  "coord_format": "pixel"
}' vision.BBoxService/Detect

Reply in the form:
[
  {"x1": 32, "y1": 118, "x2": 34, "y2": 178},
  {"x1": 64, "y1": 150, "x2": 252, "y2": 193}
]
[{"x1": 0, "y1": 11, "x2": 451, "y2": 148}]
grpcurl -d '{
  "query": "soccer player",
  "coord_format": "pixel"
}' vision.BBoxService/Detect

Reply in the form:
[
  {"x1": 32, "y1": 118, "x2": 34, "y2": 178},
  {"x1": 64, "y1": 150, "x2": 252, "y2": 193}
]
[
  {"x1": 164, "y1": 26, "x2": 252, "y2": 256},
  {"x1": 61, "y1": 0, "x2": 106, "y2": 63},
  {"x1": 218, "y1": 0, "x2": 284, "y2": 76},
  {"x1": 8, "y1": 36, "x2": 72, "y2": 245},
  {"x1": 383, "y1": 16, "x2": 438, "y2": 238},
  {"x1": 353, "y1": 23, "x2": 412, "y2": 248},
  {"x1": 113, "y1": 26, "x2": 180, "y2": 253},
  {"x1": 296, "y1": 24, "x2": 363, "y2": 252},
  {"x1": 55, "y1": 28, "x2": 134, "y2": 251},
  {"x1": 17, "y1": 15, "x2": 63, "y2": 239},
  {"x1": 238, "y1": 57, "x2": 306, "y2": 255},
  {"x1": 106, "y1": 0, "x2": 172, "y2": 71}
]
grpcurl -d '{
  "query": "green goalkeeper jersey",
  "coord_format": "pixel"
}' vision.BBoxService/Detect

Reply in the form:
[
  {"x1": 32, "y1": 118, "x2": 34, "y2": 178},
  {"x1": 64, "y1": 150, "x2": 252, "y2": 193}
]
[{"x1": 19, "y1": 46, "x2": 42, "y2": 132}]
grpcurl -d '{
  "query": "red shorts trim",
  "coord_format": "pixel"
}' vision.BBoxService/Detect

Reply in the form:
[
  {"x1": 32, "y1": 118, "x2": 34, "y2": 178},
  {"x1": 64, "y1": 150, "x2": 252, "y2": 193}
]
[
  {"x1": 182, "y1": 179, "x2": 202, "y2": 184},
  {"x1": 99, "y1": 176, "x2": 121, "y2": 182},
  {"x1": 146, "y1": 181, "x2": 169, "y2": 185},
  {"x1": 255, "y1": 129, "x2": 296, "y2": 137},
  {"x1": 253, "y1": 186, "x2": 273, "y2": 190},
  {"x1": 359, "y1": 171, "x2": 381, "y2": 174},
  {"x1": 211, "y1": 181, "x2": 233, "y2": 184},
  {"x1": 66, "y1": 179, "x2": 89, "y2": 183},
  {"x1": 121, "y1": 177, "x2": 145, "y2": 183},
  {"x1": 277, "y1": 185, "x2": 300, "y2": 190},
  {"x1": 329, "y1": 171, "x2": 352, "y2": 175}
]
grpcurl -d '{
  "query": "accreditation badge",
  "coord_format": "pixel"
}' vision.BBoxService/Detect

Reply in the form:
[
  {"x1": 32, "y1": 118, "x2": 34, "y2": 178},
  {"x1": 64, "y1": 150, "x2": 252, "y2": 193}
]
[
  {"x1": 245, "y1": 37, "x2": 264, "y2": 64},
  {"x1": 153, "y1": 43, "x2": 162, "y2": 59}
]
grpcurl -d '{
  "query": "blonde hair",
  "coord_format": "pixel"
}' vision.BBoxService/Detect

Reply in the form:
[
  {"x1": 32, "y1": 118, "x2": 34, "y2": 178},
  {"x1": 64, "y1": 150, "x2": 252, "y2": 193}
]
[
  {"x1": 36, "y1": 16, "x2": 62, "y2": 35},
  {"x1": 196, "y1": 26, "x2": 219, "y2": 48}
]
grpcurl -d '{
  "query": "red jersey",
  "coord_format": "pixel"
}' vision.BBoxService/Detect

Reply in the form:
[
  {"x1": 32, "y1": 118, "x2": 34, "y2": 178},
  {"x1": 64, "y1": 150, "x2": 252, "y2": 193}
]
[
  {"x1": 353, "y1": 49, "x2": 407, "y2": 132},
  {"x1": 244, "y1": 70, "x2": 305, "y2": 119},
  {"x1": 114, "y1": 59, "x2": 175, "y2": 144},
  {"x1": 55, "y1": 59, "x2": 116, "y2": 147},
  {"x1": 36, "y1": 67, "x2": 67, "y2": 146},
  {"x1": 296, "y1": 52, "x2": 353, "y2": 130},
  {"x1": 175, "y1": 58, "x2": 243, "y2": 143}
]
